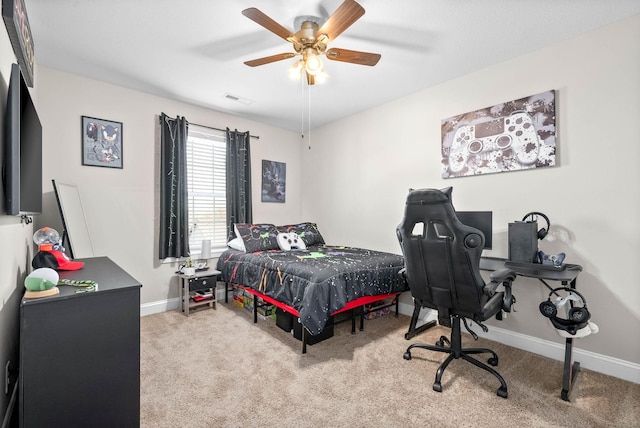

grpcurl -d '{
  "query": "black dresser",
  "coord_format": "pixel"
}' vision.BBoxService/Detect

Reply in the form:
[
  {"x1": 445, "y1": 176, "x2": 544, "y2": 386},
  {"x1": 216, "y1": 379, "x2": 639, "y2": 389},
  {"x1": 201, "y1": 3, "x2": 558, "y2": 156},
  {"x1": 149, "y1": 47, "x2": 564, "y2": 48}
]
[{"x1": 19, "y1": 256, "x2": 141, "y2": 427}]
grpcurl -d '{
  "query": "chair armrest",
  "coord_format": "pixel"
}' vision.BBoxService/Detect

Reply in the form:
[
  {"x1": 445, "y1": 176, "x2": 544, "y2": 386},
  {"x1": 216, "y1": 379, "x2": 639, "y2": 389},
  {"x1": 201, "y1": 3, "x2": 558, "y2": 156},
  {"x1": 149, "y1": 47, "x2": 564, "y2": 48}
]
[
  {"x1": 398, "y1": 267, "x2": 408, "y2": 284},
  {"x1": 489, "y1": 268, "x2": 517, "y2": 284},
  {"x1": 485, "y1": 268, "x2": 517, "y2": 311}
]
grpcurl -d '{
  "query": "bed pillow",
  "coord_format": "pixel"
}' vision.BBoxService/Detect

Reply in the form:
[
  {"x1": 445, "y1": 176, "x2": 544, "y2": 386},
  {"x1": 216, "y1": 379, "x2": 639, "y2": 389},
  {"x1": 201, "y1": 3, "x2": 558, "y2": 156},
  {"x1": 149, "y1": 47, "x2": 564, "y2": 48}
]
[
  {"x1": 234, "y1": 223, "x2": 279, "y2": 253},
  {"x1": 277, "y1": 222, "x2": 325, "y2": 247},
  {"x1": 227, "y1": 236, "x2": 246, "y2": 252}
]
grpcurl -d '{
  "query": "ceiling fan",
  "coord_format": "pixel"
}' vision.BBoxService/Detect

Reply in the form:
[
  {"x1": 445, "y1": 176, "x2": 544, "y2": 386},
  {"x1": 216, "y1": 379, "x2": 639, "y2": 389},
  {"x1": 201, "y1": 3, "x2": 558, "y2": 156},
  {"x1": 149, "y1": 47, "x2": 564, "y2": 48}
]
[{"x1": 242, "y1": 0, "x2": 381, "y2": 85}]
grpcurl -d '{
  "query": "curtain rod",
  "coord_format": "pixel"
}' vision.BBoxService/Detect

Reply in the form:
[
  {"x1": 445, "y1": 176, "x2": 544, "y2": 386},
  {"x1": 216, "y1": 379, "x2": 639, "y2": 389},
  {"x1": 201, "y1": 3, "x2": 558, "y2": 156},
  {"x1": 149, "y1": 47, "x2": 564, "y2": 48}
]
[
  {"x1": 158, "y1": 115, "x2": 259, "y2": 140},
  {"x1": 191, "y1": 122, "x2": 260, "y2": 140}
]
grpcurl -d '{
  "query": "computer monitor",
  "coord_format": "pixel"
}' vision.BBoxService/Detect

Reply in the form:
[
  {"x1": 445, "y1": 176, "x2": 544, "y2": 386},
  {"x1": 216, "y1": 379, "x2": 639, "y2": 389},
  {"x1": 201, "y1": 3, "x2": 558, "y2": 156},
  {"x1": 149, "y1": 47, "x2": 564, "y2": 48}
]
[{"x1": 455, "y1": 211, "x2": 493, "y2": 250}]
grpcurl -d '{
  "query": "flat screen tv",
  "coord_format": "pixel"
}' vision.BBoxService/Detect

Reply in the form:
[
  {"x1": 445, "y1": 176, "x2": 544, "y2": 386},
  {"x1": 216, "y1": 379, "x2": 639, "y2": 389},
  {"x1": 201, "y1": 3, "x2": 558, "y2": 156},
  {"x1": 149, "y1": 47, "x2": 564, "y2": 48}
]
[
  {"x1": 455, "y1": 210, "x2": 493, "y2": 250},
  {"x1": 3, "y1": 63, "x2": 42, "y2": 216}
]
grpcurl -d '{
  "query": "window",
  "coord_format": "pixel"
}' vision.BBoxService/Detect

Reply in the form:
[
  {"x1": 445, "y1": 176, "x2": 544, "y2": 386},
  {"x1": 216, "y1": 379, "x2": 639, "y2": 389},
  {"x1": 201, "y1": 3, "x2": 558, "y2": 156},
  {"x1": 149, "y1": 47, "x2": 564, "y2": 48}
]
[{"x1": 186, "y1": 125, "x2": 226, "y2": 256}]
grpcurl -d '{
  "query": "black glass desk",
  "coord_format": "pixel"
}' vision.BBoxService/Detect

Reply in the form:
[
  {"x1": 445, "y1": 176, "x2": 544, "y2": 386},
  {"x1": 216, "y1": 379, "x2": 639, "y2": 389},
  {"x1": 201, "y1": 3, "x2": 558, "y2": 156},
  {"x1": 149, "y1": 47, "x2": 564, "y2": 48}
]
[{"x1": 480, "y1": 256, "x2": 583, "y2": 401}]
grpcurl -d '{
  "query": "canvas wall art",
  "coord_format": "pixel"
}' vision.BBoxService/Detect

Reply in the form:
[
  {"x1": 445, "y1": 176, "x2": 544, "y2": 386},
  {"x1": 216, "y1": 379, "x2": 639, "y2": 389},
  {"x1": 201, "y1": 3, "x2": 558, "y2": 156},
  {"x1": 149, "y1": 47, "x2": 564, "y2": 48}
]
[
  {"x1": 261, "y1": 160, "x2": 286, "y2": 203},
  {"x1": 441, "y1": 90, "x2": 556, "y2": 178}
]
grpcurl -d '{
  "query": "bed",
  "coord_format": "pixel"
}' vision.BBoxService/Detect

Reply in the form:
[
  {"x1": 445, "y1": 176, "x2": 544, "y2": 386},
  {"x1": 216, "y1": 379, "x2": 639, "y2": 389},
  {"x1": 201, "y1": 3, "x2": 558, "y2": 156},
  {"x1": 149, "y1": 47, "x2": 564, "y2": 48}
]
[{"x1": 216, "y1": 222, "x2": 408, "y2": 352}]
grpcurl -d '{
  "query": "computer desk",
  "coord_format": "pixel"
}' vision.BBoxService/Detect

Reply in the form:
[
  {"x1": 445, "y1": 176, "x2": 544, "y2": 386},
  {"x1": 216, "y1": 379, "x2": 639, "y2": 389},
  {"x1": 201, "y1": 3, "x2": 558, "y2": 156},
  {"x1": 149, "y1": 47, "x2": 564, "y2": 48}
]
[{"x1": 480, "y1": 256, "x2": 583, "y2": 401}]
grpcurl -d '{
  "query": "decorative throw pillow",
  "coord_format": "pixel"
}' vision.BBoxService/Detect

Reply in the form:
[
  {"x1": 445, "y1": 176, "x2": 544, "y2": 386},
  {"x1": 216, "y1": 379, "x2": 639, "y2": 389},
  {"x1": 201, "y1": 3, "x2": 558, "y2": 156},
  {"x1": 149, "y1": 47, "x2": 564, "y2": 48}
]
[
  {"x1": 234, "y1": 223, "x2": 280, "y2": 253},
  {"x1": 276, "y1": 232, "x2": 307, "y2": 251},
  {"x1": 277, "y1": 222, "x2": 325, "y2": 247}
]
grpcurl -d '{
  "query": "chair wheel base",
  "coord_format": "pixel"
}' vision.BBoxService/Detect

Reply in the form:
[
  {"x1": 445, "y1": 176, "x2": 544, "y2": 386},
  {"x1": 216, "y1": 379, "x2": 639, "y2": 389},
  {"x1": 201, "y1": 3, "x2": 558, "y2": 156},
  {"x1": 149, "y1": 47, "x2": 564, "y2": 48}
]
[
  {"x1": 497, "y1": 386, "x2": 508, "y2": 398},
  {"x1": 403, "y1": 352, "x2": 412, "y2": 360},
  {"x1": 433, "y1": 382, "x2": 442, "y2": 392},
  {"x1": 488, "y1": 357, "x2": 499, "y2": 366}
]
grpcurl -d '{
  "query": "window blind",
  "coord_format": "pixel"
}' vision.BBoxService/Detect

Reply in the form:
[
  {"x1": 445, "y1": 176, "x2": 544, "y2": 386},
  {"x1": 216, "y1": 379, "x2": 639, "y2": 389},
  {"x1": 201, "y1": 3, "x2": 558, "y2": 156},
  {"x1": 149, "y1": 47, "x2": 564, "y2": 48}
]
[{"x1": 186, "y1": 125, "x2": 227, "y2": 255}]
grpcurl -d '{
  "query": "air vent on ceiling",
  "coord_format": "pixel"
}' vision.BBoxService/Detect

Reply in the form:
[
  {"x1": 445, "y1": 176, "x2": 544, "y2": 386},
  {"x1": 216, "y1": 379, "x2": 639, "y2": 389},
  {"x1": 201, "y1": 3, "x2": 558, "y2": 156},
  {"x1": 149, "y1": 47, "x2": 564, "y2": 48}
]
[{"x1": 224, "y1": 93, "x2": 254, "y2": 105}]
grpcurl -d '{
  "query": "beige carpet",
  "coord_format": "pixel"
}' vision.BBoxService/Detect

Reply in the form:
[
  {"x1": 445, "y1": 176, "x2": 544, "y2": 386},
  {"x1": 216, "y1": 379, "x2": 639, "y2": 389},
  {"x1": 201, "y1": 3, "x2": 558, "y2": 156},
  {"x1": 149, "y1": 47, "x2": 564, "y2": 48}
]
[{"x1": 140, "y1": 303, "x2": 639, "y2": 428}]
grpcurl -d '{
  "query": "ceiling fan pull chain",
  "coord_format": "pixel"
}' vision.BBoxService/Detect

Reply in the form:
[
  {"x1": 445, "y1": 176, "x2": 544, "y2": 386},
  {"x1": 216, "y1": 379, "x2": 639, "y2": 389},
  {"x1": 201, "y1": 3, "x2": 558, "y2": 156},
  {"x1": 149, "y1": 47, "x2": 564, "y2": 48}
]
[
  {"x1": 308, "y1": 83, "x2": 312, "y2": 150},
  {"x1": 300, "y1": 77, "x2": 305, "y2": 142}
]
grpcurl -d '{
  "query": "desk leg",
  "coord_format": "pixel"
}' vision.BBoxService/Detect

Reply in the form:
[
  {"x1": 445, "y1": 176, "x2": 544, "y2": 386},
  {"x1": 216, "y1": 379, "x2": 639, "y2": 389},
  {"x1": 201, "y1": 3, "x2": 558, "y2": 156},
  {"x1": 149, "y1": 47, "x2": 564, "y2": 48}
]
[
  {"x1": 561, "y1": 337, "x2": 580, "y2": 401},
  {"x1": 559, "y1": 278, "x2": 581, "y2": 401}
]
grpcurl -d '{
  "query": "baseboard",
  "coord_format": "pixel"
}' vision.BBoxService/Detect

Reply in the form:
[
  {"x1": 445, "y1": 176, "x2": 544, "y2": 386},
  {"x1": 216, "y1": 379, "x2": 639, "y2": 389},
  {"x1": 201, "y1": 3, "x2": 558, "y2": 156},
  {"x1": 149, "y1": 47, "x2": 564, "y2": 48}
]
[
  {"x1": 396, "y1": 303, "x2": 639, "y2": 384},
  {"x1": 141, "y1": 298, "x2": 639, "y2": 384},
  {"x1": 477, "y1": 323, "x2": 640, "y2": 384},
  {"x1": 139, "y1": 287, "x2": 227, "y2": 317},
  {"x1": 140, "y1": 297, "x2": 180, "y2": 317}
]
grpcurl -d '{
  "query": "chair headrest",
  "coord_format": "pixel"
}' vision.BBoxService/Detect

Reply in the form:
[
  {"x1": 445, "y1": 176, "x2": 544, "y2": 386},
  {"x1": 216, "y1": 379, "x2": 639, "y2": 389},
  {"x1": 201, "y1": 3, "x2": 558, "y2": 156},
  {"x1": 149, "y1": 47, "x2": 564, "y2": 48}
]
[{"x1": 406, "y1": 187, "x2": 453, "y2": 205}]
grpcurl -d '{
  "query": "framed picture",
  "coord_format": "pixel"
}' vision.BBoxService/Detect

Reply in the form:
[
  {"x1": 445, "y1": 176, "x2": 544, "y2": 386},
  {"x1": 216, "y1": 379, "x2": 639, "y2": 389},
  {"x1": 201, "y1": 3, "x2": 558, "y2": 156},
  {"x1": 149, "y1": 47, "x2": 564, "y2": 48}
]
[
  {"x1": 441, "y1": 90, "x2": 556, "y2": 178},
  {"x1": 81, "y1": 116, "x2": 123, "y2": 168},
  {"x1": 2, "y1": 0, "x2": 35, "y2": 87},
  {"x1": 261, "y1": 160, "x2": 286, "y2": 203}
]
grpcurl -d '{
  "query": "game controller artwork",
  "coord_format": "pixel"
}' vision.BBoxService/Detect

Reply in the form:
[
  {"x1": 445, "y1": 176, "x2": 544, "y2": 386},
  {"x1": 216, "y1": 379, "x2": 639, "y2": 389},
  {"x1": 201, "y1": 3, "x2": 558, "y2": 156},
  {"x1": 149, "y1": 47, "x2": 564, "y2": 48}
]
[{"x1": 441, "y1": 90, "x2": 556, "y2": 178}]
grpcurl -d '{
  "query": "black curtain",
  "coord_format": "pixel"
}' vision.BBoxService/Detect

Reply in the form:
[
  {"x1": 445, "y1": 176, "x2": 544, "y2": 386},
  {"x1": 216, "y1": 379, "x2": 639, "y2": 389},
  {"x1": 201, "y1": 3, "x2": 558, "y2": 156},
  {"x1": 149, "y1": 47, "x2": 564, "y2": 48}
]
[
  {"x1": 159, "y1": 113, "x2": 190, "y2": 259},
  {"x1": 226, "y1": 128, "x2": 253, "y2": 240}
]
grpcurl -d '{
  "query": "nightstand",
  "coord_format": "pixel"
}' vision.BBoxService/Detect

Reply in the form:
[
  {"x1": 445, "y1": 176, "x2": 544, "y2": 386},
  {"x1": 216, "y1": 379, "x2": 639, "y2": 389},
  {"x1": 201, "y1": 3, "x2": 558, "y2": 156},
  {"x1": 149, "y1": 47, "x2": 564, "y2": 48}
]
[{"x1": 178, "y1": 269, "x2": 220, "y2": 316}]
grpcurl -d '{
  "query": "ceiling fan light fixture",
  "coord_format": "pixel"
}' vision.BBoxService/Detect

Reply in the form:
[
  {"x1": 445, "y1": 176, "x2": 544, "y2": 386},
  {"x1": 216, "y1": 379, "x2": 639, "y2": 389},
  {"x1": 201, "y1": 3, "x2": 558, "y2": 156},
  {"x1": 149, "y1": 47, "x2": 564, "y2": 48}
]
[
  {"x1": 304, "y1": 50, "x2": 323, "y2": 76},
  {"x1": 288, "y1": 59, "x2": 304, "y2": 81},
  {"x1": 314, "y1": 70, "x2": 329, "y2": 84}
]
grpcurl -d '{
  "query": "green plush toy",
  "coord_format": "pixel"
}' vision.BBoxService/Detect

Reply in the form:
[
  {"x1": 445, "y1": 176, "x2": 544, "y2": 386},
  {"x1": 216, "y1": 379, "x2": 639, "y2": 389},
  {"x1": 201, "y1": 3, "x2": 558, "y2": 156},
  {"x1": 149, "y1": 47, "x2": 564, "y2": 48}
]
[{"x1": 24, "y1": 268, "x2": 59, "y2": 292}]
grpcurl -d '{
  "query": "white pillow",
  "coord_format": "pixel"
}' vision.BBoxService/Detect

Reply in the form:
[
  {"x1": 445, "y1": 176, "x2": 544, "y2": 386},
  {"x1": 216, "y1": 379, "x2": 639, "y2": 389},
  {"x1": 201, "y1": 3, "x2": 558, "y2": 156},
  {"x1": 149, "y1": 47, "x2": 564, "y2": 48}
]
[{"x1": 228, "y1": 236, "x2": 246, "y2": 252}]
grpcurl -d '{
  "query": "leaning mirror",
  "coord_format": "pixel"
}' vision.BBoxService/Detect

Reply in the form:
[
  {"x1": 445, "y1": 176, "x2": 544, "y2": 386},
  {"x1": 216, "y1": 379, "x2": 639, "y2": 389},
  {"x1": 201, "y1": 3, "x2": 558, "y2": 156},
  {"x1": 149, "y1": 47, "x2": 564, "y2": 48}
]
[{"x1": 52, "y1": 179, "x2": 95, "y2": 258}]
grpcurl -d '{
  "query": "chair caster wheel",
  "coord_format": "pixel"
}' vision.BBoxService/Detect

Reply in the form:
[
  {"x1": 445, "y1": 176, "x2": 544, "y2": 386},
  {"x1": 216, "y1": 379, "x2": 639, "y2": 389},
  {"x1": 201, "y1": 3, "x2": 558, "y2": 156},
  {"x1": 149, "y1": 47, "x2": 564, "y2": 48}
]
[
  {"x1": 497, "y1": 387, "x2": 508, "y2": 398},
  {"x1": 433, "y1": 382, "x2": 442, "y2": 392},
  {"x1": 403, "y1": 352, "x2": 412, "y2": 360},
  {"x1": 488, "y1": 357, "x2": 499, "y2": 366},
  {"x1": 436, "y1": 336, "x2": 450, "y2": 347}
]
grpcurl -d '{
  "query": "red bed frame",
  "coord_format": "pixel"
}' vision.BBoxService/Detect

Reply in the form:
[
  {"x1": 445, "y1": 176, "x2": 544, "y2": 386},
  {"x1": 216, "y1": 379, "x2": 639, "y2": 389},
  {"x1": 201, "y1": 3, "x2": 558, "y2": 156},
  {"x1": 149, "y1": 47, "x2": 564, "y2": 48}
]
[{"x1": 225, "y1": 283, "x2": 401, "y2": 353}]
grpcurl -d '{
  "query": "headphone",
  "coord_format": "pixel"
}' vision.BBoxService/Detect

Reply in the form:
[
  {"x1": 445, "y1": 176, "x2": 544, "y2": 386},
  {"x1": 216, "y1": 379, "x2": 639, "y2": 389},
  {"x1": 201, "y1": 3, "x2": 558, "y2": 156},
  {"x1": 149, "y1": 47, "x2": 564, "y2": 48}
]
[
  {"x1": 539, "y1": 287, "x2": 591, "y2": 335},
  {"x1": 522, "y1": 212, "x2": 550, "y2": 240}
]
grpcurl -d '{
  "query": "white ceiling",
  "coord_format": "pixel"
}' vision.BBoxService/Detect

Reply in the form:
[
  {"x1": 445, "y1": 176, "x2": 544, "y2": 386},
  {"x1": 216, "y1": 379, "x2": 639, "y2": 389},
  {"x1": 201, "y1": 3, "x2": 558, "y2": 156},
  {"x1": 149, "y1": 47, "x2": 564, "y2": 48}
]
[{"x1": 24, "y1": 0, "x2": 640, "y2": 132}]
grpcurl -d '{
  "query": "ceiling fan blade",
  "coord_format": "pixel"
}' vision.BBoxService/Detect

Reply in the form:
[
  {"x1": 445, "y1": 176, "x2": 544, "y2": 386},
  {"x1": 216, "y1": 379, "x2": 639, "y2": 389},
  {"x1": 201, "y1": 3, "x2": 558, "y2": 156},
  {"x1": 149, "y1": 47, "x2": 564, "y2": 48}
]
[
  {"x1": 325, "y1": 48, "x2": 381, "y2": 66},
  {"x1": 315, "y1": 0, "x2": 365, "y2": 42},
  {"x1": 242, "y1": 7, "x2": 297, "y2": 42},
  {"x1": 244, "y1": 52, "x2": 296, "y2": 67}
]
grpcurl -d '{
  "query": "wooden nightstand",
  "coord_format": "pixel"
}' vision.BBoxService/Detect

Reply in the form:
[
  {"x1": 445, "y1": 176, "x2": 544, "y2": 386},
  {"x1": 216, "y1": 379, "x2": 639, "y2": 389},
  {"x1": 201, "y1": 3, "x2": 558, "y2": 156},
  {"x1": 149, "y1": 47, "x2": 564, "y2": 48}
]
[{"x1": 178, "y1": 269, "x2": 220, "y2": 316}]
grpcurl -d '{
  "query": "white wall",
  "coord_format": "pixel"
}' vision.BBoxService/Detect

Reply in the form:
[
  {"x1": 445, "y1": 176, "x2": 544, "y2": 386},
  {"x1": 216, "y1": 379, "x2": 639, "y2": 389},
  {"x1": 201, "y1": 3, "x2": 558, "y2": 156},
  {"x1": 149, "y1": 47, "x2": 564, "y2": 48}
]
[
  {"x1": 0, "y1": 21, "x2": 35, "y2": 423},
  {"x1": 34, "y1": 67, "x2": 302, "y2": 306},
  {"x1": 302, "y1": 15, "x2": 640, "y2": 365}
]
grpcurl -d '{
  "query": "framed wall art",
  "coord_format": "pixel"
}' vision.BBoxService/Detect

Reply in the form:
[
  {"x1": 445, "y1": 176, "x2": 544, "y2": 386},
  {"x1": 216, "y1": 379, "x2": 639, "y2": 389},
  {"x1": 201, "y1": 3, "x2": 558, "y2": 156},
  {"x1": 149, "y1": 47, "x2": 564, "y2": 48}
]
[
  {"x1": 2, "y1": 0, "x2": 35, "y2": 87},
  {"x1": 441, "y1": 90, "x2": 556, "y2": 178},
  {"x1": 261, "y1": 160, "x2": 286, "y2": 203},
  {"x1": 81, "y1": 116, "x2": 123, "y2": 169}
]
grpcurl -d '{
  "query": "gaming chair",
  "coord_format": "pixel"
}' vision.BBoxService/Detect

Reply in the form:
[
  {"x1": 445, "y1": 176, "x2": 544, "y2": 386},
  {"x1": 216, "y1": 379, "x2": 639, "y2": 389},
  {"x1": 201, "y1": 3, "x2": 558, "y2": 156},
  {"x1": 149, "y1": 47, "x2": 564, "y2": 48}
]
[{"x1": 397, "y1": 187, "x2": 516, "y2": 398}]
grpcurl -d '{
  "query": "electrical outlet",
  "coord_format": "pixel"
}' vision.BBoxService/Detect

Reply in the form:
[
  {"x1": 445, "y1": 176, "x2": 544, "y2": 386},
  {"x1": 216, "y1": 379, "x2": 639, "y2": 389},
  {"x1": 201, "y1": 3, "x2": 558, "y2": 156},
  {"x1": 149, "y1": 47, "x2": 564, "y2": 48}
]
[{"x1": 4, "y1": 361, "x2": 9, "y2": 395}]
